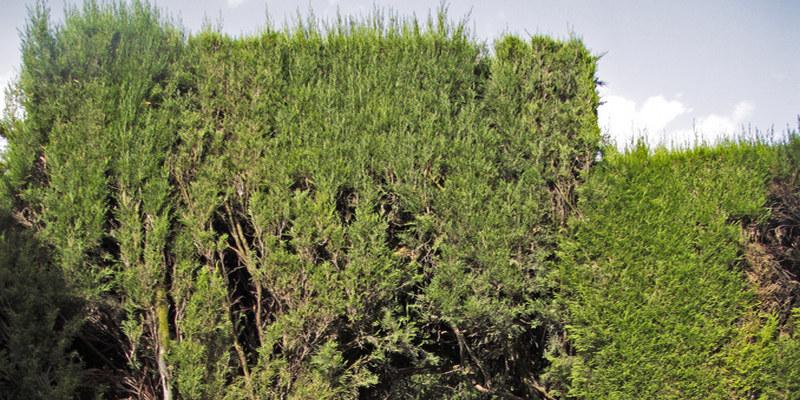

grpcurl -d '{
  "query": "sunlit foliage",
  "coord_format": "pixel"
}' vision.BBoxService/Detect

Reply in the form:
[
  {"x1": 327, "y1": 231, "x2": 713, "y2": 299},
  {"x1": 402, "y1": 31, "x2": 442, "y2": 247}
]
[
  {"x1": 1, "y1": 1, "x2": 599, "y2": 398},
  {"x1": 1, "y1": 1, "x2": 798, "y2": 399}
]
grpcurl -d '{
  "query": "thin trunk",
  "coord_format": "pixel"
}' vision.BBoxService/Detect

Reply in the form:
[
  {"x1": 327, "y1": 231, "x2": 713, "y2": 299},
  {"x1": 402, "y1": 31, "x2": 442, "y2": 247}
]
[
  {"x1": 256, "y1": 284, "x2": 265, "y2": 346},
  {"x1": 156, "y1": 285, "x2": 172, "y2": 400}
]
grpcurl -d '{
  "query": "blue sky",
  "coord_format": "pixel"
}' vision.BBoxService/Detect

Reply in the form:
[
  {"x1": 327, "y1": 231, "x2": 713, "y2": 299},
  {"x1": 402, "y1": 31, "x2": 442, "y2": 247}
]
[{"x1": 1, "y1": 0, "x2": 798, "y2": 149}]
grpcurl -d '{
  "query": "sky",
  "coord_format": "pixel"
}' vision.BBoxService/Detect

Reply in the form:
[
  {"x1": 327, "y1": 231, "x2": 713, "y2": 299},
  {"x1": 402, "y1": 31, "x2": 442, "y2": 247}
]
[{"x1": 1, "y1": 0, "x2": 798, "y2": 149}]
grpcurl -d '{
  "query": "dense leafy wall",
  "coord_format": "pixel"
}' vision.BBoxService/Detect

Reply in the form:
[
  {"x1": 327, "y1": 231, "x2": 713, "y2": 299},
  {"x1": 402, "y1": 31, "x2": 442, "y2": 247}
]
[
  {"x1": 554, "y1": 139, "x2": 800, "y2": 399},
  {"x1": 3, "y1": 2, "x2": 798, "y2": 400},
  {"x1": 0, "y1": 1, "x2": 600, "y2": 399}
]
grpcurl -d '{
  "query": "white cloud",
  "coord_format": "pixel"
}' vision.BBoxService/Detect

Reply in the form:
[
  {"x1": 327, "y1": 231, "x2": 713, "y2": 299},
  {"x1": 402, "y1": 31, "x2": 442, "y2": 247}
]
[
  {"x1": 638, "y1": 96, "x2": 690, "y2": 132},
  {"x1": 600, "y1": 98, "x2": 758, "y2": 149},
  {"x1": 598, "y1": 94, "x2": 691, "y2": 147},
  {"x1": 696, "y1": 100, "x2": 754, "y2": 135}
]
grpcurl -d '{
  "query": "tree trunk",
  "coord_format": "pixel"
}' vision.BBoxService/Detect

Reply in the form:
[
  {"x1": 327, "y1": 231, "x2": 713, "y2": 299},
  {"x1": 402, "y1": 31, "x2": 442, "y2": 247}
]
[{"x1": 156, "y1": 285, "x2": 172, "y2": 400}]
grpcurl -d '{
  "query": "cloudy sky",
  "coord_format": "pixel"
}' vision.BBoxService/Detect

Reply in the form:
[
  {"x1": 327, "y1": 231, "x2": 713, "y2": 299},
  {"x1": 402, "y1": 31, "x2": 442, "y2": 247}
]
[{"x1": 1, "y1": 0, "x2": 798, "y2": 149}]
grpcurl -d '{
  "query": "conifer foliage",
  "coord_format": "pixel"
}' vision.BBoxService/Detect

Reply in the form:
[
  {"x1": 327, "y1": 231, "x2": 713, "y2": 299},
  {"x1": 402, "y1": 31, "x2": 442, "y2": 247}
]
[
  {"x1": 1, "y1": 1, "x2": 600, "y2": 398},
  {"x1": 7, "y1": 2, "x2": 797, "y2": 399},
  {"x1": 554, "y1": 140, "x2": 800, "y2": 399}
]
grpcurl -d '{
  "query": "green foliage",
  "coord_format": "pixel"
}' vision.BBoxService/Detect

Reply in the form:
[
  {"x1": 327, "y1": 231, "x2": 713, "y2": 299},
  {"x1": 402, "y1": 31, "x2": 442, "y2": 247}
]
[
  {"x1": 0, "y1": 190, "x2": 84, "y2": 399},
  {"x1": 554, "y1": 138, "x2": 800, "y2": 399},
  {"x1": 767, "y1": 309, "x2": 800, "y2": 399},
  {"x1": 7, "y1": 1, "x2": 189, "y2": 398},
  {"x1": 170, "y1": 266, "x2": 233, "y2": 399},
  {"x1": 154, "y1": 8, "x2": 597, "y2": 399},
  {"x1": 11, "y1": 2, "x2": 798, "y2": 400},
  {"x1": 3, "y1": 2, "x2": 602, "y2": 397}
]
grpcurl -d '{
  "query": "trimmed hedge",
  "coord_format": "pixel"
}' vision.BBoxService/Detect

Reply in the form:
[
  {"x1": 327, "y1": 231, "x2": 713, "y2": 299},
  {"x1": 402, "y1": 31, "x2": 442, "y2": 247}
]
[
  {"x1": 554, "y1": 139, "x2": 800, "y2": 399},
  {"x1": 1, "y1": 1, "x2": 600, "y2": 398},
  {"x1": 4, "y1": 2, "x2": 797, "y2": 399}
]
